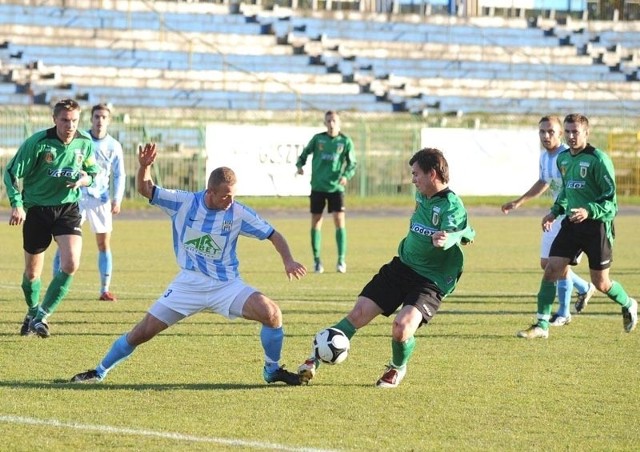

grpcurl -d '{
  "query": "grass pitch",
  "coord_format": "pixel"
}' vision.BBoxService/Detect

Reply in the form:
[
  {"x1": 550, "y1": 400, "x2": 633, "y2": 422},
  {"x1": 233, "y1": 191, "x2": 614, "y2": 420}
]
[{"x1": 1, "y1": 211, "x2": 639, "y2": 451}]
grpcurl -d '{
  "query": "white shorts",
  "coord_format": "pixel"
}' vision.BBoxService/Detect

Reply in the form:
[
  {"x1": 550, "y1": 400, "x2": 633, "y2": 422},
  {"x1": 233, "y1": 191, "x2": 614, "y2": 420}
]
[
  {"x1": 79, "y1": 197, "x2": 112, "y2": 234},
  {"x1": 540, "y1": 217, "x2": 562, "y2": 259},
  {"x1": 148, "y1": 269, "x2": 257, "y2": 326}
]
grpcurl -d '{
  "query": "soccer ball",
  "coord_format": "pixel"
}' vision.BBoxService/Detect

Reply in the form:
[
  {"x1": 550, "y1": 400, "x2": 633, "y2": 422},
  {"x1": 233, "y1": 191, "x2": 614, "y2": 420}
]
[{"x1": 313, "y1": 327, "x2": 350, "y2": 365}]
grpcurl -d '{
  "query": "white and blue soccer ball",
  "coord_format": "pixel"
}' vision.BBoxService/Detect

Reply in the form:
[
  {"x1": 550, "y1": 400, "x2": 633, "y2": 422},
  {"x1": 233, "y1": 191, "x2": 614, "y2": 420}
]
[{"x1": 313, "y1": 327, "x2": 350, "y2": 365}]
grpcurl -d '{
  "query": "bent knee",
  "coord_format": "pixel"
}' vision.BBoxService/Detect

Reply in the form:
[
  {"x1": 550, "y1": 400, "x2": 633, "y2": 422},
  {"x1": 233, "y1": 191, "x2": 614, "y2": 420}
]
[{"x1": 246, "y1": 295, "x2": 282, "y2": 327}]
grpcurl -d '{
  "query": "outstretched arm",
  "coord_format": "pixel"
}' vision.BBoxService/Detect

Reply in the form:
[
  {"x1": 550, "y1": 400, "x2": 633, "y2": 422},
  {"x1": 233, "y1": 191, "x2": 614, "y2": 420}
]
[
  {"x1": 268, "y1": 230, "x2": 307, "y2": 281},
  {"x1": 501, "y1": 179, "x2": 548, "y2": 214},
  {"x1": 137, "y1": 143, "x2": 157, "y2": 200}
]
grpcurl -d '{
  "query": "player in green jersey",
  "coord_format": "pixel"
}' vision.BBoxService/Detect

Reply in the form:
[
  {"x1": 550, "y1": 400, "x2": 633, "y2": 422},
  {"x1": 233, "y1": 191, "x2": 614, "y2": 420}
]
[
  {"x1": 502, "y1": 115, "x2": 594, "y2": 327},
  {"x1": 4, "y1": 99, "x2": 99, "y2": 338},
  {"x1": 518, "y1": 113, "x2": 637, "y2": 339},
  {"x1": 296, "y1": 111, "x2": 357, "y2": 274},
  {"x1": 298, "y1": 148, "x2": 475, "y2": 388}
]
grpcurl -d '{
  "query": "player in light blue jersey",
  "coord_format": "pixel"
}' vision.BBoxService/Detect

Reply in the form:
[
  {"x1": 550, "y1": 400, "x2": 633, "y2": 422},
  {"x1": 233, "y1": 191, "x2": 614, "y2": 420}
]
[
  {"x1": 502, "y1": 116, "x2": 594, "y2": 327},
  {"x1": 70, "y1": 143, "x2": 307, "y2": 385},
  {"x1": 53, "y1": 103, "x2": 126, "y2": 301}
]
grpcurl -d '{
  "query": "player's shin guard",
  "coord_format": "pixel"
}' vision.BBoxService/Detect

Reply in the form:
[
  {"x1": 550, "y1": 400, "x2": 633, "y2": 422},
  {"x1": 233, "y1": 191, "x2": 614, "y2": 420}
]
[
  {"x1": 336, "y1": 227, "x2": 346, "y2": 263},
  {"x1": 332, "y1": 317, "x2": 357, "y2": 340},
  {"x1": 21, "y1": 274, "x2": 41, "y2": 317},
  {"x1": 37, "y1": 272, "x2": 73, "y2": 320},
  {"x1": 99, "y1": 250, "x2": 113, "y2": 293},
  {"x1": 261, "y1": 325, "x2": 284, "y2": 373},
  {"x1": 98, "y1": 334, "x2": 136, "y2": 378},
  {"x1": 607, "y1": 281, "x2": 631, "y2": 307},
  {"x1": 536, "y1": 280, "x2": 556, "y2": 329},
  {"x1": 391, "y1": 336, "x2": 415, "y2": 368},
  {"x1": 556, "y1": 278, "x2": 573, "y2": 318}
]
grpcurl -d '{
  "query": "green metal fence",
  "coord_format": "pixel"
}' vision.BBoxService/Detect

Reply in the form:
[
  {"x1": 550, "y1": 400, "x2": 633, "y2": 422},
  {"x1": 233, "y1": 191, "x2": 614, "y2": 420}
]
[{"x1": 1, "y1": 107, "x2": 638, "y2": 201}]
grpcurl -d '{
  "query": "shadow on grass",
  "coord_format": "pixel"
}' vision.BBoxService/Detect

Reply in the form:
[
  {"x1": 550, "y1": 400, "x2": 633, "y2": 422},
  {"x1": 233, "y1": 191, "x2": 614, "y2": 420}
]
[{"x1": 0, "y1": 380, "x2": 299, "y2": 391}]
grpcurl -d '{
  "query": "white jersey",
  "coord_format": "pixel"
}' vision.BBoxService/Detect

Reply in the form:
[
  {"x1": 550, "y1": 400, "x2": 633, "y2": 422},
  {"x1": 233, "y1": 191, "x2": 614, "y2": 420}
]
[
  {"x1": 151, "y1": 187, "x2": 274, "y2": 281},
  {"x1": 82, "y1": 133, "x2": 126, "y2": 204},
  {"x1": 539, "y1": 144, "x2": 567, "y2": 200}
]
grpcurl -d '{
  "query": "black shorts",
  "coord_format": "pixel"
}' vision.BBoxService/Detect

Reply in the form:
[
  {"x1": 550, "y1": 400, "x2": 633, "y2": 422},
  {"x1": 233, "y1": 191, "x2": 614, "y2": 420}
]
[
  {"x1": 359, "y1": 256, "x2": 443, "y2": 325},
  {"x1": 550, "y1": 218, "x2": 613, "y2": 270},
  {"x1": 23, "y1": 203, "x2": 82, "y2": 254},
  {"x1": 310, "y1": 190, "x2": 345, "y2": 214}
]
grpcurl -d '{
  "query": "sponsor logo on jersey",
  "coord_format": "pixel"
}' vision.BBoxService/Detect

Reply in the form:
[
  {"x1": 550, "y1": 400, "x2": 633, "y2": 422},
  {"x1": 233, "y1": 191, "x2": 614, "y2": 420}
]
[
  {"x1": 410, "y1": 222, "x2": 437, "y2": 236},
  {"x1": 184, "y1": 235, "x2": 222, "y2": 259},
  {"x1": 48, "y1": 167, "x2": 77, "y2": 178},
  {"x1": 567, "y1": 180, "x2": 586, "y2": 189}
]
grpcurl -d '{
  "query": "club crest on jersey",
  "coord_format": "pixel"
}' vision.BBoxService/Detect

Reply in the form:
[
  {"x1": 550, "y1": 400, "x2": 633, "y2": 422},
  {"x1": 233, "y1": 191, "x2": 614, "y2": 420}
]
[
  {"x1": 221, "y1": 220, "x2": 232, "y2": 232},
  {"x1": 579, "y1": 162, "x2": 589, "y2": 178},
  {"x1": 44, "y1": 152, "x2": 54, "y2": 163},
  {"x1": 336, "y1": 143, "x2": 344, "y2": 154},
  {"x1": 431, "y1": 206, "x2": 441, "y2": 226},
  {"x1": 559, "y1": 164, "x2": 567, "y2": 176}
]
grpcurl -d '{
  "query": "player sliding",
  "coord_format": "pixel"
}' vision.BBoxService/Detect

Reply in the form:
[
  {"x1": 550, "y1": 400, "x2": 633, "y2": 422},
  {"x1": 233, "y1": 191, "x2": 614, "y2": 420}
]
[
  {"x1": 298, "y1": 148, "x2": 475, "y2": 388},
  {"x1": 70, "y1": 143, "x2": 307, "y2": 385}
]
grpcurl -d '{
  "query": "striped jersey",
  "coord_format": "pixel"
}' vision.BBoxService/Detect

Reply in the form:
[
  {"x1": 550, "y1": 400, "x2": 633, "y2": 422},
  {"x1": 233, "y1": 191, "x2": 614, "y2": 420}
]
[
  {"x1": 539, "y1": 143, "x2": 568, "y2": 200},
  {"x1": 150, "y1": 187, "x2": 274, "y2": 280},
  {"x1": 82, "y1": 132, "x2": 126, "y2": 204}
]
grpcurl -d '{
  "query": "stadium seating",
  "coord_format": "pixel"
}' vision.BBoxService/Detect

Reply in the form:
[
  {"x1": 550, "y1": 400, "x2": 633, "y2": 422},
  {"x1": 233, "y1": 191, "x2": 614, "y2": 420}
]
[{"x1": 0, "y1": 0, "x2": 638, "y2": 118}]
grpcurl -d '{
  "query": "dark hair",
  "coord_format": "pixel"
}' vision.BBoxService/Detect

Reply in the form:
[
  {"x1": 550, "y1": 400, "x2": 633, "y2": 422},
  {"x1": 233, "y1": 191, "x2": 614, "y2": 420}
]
[
  {"x1": 325, "y1": 110, "x2": 339, "y2": 119},
  {"x1": 564, "y1": 113, "x2": 589, "y2": 128},
  {"x1": 53, "y1": 99, "x2": 80, "y2": 117},
  {"x1": 208, "y1": 167, "x2": 237, "y2": 188},
  {"x1": 91, "y1": 103, "x2": 112, "y2": 115},
  {"x1": 409, "y1": 148, "x2": 449, "y2": 183},
  {"x1": 538, "y1": 115, "x2": 562, "y2": 128}
]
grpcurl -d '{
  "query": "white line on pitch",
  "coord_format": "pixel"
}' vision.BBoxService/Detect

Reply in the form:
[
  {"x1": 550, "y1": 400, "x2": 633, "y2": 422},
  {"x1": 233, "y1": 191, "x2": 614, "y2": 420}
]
[{"x1": 0, "y1": 415, "x2": 338, "y2": 452}]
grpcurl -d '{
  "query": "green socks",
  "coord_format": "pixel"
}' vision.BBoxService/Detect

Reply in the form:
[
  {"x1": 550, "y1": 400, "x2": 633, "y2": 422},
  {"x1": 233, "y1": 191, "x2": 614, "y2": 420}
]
[
  {"x1": 536, "y1": 280, "x2": 556, "y2": 329},
  {"x1": 391, "y1": 336, "x2": 416, "y2": 369},
  {"x1": 332, "y1": 317, "x2": 357, "y2": 340},
  {"x1": 336, "y1": 227, "x2": 346, "y2": 264},
  {"x1": 35, "y1": 272, "x2": 74, "y2": 321},
  {"x1": 21, "y1": 274, "x2": 41, "y2": 317},
  {"x1": 607, "y1": 281, "x2": 632, "y2": 308},
  {"x1": 312, "y1": 227, "x2": 347, "y2": 263},
  {"x1": 311, "y1": 228, "x2": 321, "y2": 261}
]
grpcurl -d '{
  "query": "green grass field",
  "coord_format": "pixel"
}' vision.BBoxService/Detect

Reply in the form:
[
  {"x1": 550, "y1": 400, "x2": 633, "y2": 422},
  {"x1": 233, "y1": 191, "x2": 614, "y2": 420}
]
[{"x1": 1, "y1": 212, "x2": 639, "y2": 451}]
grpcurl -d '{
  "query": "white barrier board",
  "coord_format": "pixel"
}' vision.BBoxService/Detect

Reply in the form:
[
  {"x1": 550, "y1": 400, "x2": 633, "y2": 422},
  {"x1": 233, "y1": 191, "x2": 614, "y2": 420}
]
[
  {"x1": 206, "y1": 124, "x2": 323, "y2": 196},
  {"x1": 420, "y1": 128, "x2": 541, "y2": 196}
]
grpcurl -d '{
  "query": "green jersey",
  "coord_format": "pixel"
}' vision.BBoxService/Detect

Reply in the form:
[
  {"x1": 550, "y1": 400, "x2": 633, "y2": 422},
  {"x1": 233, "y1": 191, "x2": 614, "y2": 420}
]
[
  {"x1": 398, "y1": 189, "x2": 475, "y2": 296},
  {"x1": 550, "y1": 144, "x2": 618, "y2": 231},
  {"x1": 4, "y1": 127, "x2": 99, "y2": 209},
  {"x1": 296, "y1": 132, "x2": 356, "y2": 193}
]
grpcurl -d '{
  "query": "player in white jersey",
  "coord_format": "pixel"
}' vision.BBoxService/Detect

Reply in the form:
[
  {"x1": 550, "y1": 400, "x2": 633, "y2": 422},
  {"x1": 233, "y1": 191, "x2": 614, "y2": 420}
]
[
  {"x1": 53, "y1": 103, "x2": 126, "y2": 301},
  {"x1": 502, "y1": 115, "x2": 595, "y2": 326},
  {"x1": 70, "y1": 143, "x2": 307, "y2": 385}
]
